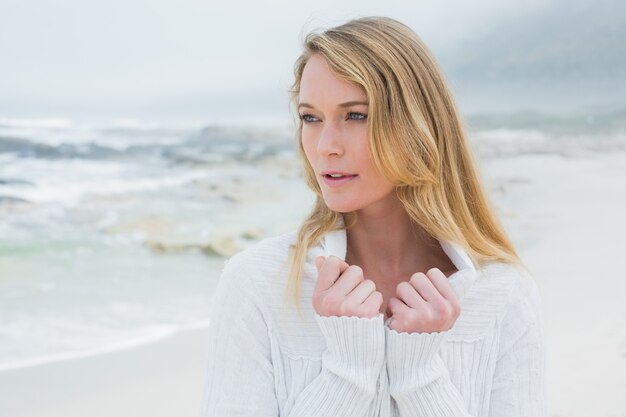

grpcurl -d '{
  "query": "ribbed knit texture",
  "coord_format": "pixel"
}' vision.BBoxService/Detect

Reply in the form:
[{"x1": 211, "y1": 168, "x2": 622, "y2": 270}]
[{"x1": 200, "y1": 226, "x2": 547, "y2": 417}]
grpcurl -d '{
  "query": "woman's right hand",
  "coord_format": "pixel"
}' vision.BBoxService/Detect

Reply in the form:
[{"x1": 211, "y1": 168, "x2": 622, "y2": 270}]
[{"x1": 312, "y1": 255, "x2": 383, "y2": 319}]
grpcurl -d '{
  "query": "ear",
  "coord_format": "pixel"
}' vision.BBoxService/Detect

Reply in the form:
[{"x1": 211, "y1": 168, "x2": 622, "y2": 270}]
[{"x1": 315, "y1": 256, "x2": 325, "y2": 272}]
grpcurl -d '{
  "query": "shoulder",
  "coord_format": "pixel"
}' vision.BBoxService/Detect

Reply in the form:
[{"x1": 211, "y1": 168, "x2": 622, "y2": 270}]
[
  {"x1": 481, "y1": 261, "x2": 542, "y2": 309},
  {"x1": 478, "y1": 261, "x2": 545, "y2": 338},
  {"x1": 451, "y1": 261, "x2": 543, "y2": 338}
]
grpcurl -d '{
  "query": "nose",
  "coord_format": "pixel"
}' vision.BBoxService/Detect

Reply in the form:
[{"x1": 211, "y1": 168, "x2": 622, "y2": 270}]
[{"x1": 317, "y1": 120, "x2": 344, "y2": 157}]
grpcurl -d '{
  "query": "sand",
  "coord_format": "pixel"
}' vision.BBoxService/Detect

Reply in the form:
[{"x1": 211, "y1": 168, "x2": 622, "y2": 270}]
[
  {"x1": 0, "y1": 328, "x2": 210, "y2": 417},
  {"x1": 500, "y1": 152, "x2": 626, "y2": 416}
]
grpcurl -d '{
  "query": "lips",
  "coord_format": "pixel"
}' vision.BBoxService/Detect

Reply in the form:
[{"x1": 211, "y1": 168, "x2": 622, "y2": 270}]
[
  {"x1": 320, "y1": 170, "x2": 357, "y2": 178},
  {"x1": 320, "y1": 170, "x2": 358, "y2": 187}
]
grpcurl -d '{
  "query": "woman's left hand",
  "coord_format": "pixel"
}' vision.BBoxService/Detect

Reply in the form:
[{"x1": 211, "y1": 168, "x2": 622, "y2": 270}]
[{"x1": 386, "y1": 268, "x2": 461, "y2": 334}]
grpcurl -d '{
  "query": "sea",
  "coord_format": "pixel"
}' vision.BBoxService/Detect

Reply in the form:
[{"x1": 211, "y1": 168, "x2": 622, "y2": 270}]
[{"x1": 0, "y1": 117, "x2": 314, "y2": 371}]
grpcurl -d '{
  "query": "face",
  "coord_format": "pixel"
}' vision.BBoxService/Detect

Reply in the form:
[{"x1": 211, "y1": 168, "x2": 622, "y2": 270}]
[{"x1": 298, "y1": 53, "x2": 396, "y2": 215}]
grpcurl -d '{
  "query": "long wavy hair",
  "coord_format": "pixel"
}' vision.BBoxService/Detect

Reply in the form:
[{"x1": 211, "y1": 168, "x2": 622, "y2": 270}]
[{"x1": 284, "y1": 16, "x2": 521, "y2": 314}]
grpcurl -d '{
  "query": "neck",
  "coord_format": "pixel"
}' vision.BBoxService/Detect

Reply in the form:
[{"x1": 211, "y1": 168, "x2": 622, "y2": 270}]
[{"x1": 344, "y1": 194, "x2": 442, "y2": 278}]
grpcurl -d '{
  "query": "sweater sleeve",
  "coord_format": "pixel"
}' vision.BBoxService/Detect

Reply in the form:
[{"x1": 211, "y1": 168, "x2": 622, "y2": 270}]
[
  {"x1": 384, "y1": 274, "x2": 547, "y2": 417},
  {"x1": 200, "y1": 252, "x2": 386, "y2": 417},
  {"x1": 288, "y1": 313, "x2": 386, "y2": 416}
]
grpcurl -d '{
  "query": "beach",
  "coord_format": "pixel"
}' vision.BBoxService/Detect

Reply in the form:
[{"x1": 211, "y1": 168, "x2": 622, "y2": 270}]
[
  {"x1": 0, "y1": 327, "x2": 210, "y2": 417},
  {"x1": 1, "y1": 119, "x2": 625, "y2": 416},
  {"x1": 485, "y1": 150, "x2": 626, "y2": 417}
]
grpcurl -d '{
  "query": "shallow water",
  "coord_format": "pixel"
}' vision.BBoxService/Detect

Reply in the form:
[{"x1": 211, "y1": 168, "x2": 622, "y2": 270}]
[{"x1": 0, "y1": 118, "x2": 312, "y2": 371}]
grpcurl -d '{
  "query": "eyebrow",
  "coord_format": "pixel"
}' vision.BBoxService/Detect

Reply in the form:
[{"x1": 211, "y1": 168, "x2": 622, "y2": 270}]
[{"x1": 297, "y1": 100, "x2": 369, "y2": 110}]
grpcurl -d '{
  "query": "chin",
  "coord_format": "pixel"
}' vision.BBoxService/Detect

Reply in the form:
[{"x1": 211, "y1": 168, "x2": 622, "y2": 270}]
[{"x1": 322, "y1": 197, "x2": 361, "y2": 213}]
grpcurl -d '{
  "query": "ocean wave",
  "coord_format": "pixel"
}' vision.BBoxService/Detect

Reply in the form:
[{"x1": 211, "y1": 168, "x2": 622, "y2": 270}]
[
  {"x1": 0, "y1": 135, "x2": 123, "y2": 159},
  {"x1": 0, "y1": 195, "x2": 32, "y2": 207},
  {"x1": 0, "y1": 118, "x2": 194, "y2": 150},
  {"x1": 470, "y1": 128, "x2": 626, "y2": 158},
  {"x1": 0, "y1": 158, "x2": 212, "y2": 205},
  {"x1": 0, "y1": 117, "x2": 293, "y2": 152}
]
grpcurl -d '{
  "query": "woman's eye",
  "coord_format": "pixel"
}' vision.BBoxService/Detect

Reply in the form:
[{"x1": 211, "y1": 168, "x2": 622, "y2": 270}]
[
  {"x1": 299, "y1": 112, "x2": 367, "y2": 123},
  {"x1": 299, "y1": 114, "x2": 318, "y2": 123},
  {"x1": 347, "y1": 112, "x2": 367, "y2": 121}
]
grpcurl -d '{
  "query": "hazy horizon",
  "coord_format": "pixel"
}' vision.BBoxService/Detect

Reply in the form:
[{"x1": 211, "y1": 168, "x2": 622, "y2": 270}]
[{"x1": 1, "y1": 0, "x2": 624, "y2": 124}]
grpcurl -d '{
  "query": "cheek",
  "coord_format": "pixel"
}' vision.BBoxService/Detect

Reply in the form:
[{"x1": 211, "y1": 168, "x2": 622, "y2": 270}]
[{"x1": 301, "y1": 136, "x2": 316, "y2": 165}]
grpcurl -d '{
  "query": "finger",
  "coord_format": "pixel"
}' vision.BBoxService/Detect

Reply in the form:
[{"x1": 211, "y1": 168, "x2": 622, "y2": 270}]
[
  {"x1": 330, "y1": 256, "x2": 350, "y2": 273},
  {"x1": 331, "y1": 264, "x2": 364, "y2": 296},
  {"x1": 425, "y1": 267, "x2": 458, "y2": 301},
  {"x1": 396, "y1": 281, "x2": 428, "y2": 309},
  {"x1": 387, "y1": 296, "x2": 412, "y2": 317},
  {"x1": 339, "y1": 259, "x2": 349, "y2": 272},
  {"x1": 387, "y1": 297, "x2": 414, "y2": 331},
  {"x1": 315, "y1": 256, "x2": 348, "y2": 273},
  {"x1": 314, "y1": 256, "x2": 342, "y2": 291},
  {"x1": 314, "y1": 256, "x2": 349, "y2": 292},
  {"x1": 408, "y1": 272, "x2": 445, "y2": 304},
  {"x1": 315, "y1": 256, "x2": 325, "y2": 272},
  {"x1": 361, "y1": 291, "x2": 383, "y2": 316},
  {"x1": 346, "y1": 279, "x2": 376, "y2": 305}
]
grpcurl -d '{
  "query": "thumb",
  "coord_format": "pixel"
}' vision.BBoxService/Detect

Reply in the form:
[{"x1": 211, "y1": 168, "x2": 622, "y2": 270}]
[{"x1": 315, "y1": 256, "x2": 325, "y2": 272}]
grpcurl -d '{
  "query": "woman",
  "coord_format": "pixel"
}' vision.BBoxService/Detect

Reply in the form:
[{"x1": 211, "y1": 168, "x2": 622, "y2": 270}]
[{"x1": 201, "y1": 16, "x2": 547, "y2": 417}]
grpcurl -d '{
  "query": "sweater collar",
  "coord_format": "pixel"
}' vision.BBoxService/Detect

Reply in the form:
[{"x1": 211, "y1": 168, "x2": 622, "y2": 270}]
[{"x1": 320, "y1": 216, "x2": 477, "y2": 275}]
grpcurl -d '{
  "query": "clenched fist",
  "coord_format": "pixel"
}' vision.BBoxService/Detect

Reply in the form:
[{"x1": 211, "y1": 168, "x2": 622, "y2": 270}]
[
  {"x1": 386, "y1": 268, "x2": 461, "y2": 334},
  {"x1": 312, "y1": 255, "x2": 383, "y2": 319}
]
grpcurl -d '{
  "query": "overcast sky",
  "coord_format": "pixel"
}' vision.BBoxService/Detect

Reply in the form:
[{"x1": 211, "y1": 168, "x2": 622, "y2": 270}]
[{"x1": 0, "y1": 0, "x2": 569, "y2": 123}]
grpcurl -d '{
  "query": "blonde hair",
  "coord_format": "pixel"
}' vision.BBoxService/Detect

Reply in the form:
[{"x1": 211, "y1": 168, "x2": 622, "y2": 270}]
[{"x1": 285, "y1": 16, "x2": 522, "y2": 314}]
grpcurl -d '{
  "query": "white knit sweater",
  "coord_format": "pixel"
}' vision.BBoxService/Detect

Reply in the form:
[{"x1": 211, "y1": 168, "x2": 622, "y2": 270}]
[{"x1": 200, "y1": 223, "x2": 547, "y2": 417}]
